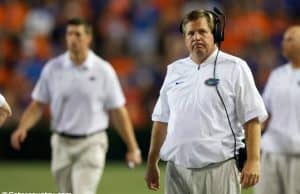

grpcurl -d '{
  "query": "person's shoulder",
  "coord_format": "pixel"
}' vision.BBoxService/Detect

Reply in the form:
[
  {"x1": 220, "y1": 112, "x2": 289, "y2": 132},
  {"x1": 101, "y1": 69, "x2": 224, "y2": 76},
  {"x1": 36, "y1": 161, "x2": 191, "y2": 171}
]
[
  {"x1": 92, "y1": 53, "x2": 110, "y2": 66},
  {"x1": 271, "y1": 63, "x2": 289, "y2": 75},
  {"x1": 219, "y1": 51, "x2": 252, "y2": 75},
  {"x1": 91, "y1": 53, "x2": 117, "y2": 74},
  {"x1": 167, "y1": 57, "x2": 191, "y2": 73},
  {"x1": 219, "y1": 51, "x2": 247, "y2": 66},
  {"x1": 41, "y1": 53, "x2": 67, "y2": 74},
  {"x1": 45, "y1": 52, "x2": 67, "y2": 68},
  {"x1": 168, "y1": 57, "x2": 190, "y2": 67}
]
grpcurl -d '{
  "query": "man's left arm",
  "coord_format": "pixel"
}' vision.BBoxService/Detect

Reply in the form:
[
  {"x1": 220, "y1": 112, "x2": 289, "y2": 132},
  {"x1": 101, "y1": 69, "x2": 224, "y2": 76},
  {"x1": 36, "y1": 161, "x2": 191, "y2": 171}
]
[
  {"x1": 240, "y1": 117, "x2": 261, "y2": 188},
  {"x1": 109, "y1": 106, "x2": 142, "y2": 167}
]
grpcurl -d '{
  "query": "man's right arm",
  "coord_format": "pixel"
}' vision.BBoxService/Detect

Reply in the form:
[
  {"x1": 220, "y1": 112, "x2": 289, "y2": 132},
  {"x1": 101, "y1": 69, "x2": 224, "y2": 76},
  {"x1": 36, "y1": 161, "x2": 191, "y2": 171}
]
[
  {"x1": 11, "y1": 100, "x2": 45, "y2": 150},
  {"x1": 145, "y1": 121, "x2": 167, "y2": 191}
]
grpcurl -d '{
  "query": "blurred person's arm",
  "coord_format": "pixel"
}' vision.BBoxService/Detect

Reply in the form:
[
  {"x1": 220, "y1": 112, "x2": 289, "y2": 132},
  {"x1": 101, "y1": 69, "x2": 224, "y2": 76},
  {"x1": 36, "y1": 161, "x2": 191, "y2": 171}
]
[
  {"x1": 11, "y1": 100, "x2": 45, "y2": 150},
  {"x1": 109, "y1": 106, "x2": 142, "y2": 167},
  {"x1": 241, "y1": 117, "x2": 261, "y2": 188},
  {"x1": 0, "y1": 94, "x2": 12, "y2": 127},
  {"x1": 145, "y1": 121, "x2": 167, "y2": 191}
]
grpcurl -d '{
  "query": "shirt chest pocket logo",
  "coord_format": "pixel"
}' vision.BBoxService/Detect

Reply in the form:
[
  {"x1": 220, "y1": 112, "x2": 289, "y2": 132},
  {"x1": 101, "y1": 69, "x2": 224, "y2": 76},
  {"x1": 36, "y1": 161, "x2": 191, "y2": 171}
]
[
  {"x1": 89, "y1": 76, "x2": 96, "y2": 81},
  {"x1": 175, "y1": 81, "x2": 184, "y2": 85}
]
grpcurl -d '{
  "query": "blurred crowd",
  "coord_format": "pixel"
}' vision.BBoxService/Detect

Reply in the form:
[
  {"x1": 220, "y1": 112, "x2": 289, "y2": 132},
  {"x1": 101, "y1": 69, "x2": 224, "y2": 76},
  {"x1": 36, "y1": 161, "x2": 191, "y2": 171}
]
[{"x1": 0, "y1": 0, "x2": 299, "y2": 128}]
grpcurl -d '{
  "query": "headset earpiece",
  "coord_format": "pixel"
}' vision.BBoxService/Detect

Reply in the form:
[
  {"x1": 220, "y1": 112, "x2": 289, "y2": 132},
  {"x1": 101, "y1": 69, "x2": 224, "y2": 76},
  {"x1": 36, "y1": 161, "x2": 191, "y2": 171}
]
[
  {"x1": 179, "y1": 20, "x2": 184, "y2": 34},
  {"x1": 204, "y1": 10, "x2": 223, "y2": 43},
  {"x1": 212, "y1": 16, "x2": 222, "y2": 43}
]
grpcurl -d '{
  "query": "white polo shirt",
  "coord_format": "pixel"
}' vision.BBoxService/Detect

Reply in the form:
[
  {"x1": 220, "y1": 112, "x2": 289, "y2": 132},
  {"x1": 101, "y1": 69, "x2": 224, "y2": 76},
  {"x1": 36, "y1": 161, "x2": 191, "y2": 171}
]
[
  {"x1": 32, "y1": 50, "x2": 125, "y2": 135},
  {"x1": 152, "y1": 49, "x2": 268, "y2": 168},
  {"x1": 262, "y1": 64, "x2": 300, "y2": 154}
]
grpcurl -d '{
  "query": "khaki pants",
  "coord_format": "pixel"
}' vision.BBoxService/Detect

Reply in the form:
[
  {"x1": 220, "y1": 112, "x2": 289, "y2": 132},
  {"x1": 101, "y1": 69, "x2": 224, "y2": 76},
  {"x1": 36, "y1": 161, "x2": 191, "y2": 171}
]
[
  {"x1": 50, "y1": 132, "x2": 108, "y2": 194},
  {"x1": 165, "y1": 159, "x2": 241, "y2": 194},
  {"x1": 255, "y1": 152, "x2": 300, "y2": 194}
]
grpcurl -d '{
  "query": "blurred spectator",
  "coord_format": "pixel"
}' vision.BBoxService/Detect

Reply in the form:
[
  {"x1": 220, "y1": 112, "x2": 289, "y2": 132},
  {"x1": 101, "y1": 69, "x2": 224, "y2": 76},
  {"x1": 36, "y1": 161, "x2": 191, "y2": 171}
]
[
  {"x1": 0, "y1": 0, "x2": 28, "y2": 33},
  {"x1": 128, "y1": 0, "x2": 160, "y2": 56},
  {"x1": 0, "y1": 0, "x2": 298, "y2": 129}
]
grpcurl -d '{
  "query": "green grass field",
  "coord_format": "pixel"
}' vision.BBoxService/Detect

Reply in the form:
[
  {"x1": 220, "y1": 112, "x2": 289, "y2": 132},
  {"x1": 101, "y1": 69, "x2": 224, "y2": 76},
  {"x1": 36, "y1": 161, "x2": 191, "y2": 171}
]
[{"x1": 0, "y1": 161, "x2": 253, "y2": 194}]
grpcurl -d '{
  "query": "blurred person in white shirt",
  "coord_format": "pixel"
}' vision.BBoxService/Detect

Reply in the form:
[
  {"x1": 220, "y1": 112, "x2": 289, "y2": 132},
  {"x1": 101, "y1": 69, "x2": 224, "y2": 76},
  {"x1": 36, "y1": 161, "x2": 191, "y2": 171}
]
[
  {"x1": 255, "y1": 25, "x2": 300, "y2": 194},
  {"x1": 10, "y1": 18, "x2": 141, "y2": 194}
]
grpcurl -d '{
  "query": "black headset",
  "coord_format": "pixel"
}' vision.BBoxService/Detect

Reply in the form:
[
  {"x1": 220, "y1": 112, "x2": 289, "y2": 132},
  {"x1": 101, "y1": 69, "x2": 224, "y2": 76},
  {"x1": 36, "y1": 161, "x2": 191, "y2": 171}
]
[{"x1": 179, "y1": 8, "x2": 225, "y2": 44}]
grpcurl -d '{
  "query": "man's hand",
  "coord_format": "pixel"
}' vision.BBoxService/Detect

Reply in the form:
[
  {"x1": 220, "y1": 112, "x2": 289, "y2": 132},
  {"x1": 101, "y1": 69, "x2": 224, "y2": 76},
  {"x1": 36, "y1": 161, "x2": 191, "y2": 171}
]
[
  {"x1": 126, "y1": 149, "x2": 142, "y2": 168},
  {"x1": 10, "y1": 100, "x2": 44, "y2": 150},
  {"x1": 11, "y1": 129, "x2": 28, "y2": 150},
  {"x1": 145, "y1": 162, "x2": 160, "y2": 191},
  {"x1": 240, "y1": 159, "x2": 260, "y2": 188}
]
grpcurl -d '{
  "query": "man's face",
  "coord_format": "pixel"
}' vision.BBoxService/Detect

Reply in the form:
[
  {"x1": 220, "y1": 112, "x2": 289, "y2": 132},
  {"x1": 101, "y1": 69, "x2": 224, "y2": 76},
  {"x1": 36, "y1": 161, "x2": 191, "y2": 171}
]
[
  {"x1": 66, "y1": 25, "x2": 91, "y2": 54},
  {"x1": 184, "y1": 17, "x2": 215, "y2": 58},
  {"x1": 282, "y1": 27, "x2": 300, "y2": 60}
]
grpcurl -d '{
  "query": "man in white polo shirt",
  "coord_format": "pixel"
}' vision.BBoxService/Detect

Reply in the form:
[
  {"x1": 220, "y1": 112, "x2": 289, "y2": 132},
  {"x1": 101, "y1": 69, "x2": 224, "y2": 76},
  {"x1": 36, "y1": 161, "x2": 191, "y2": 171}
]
[
  {"x1": 145, "y1": 9, "x2": 268, "y2": 194},
  {"x1": 255, "y1": 26, "x2": 300, "y2": 194},
  {"x1": 10, "y1": 18, "x2": 141, "y2": 194},
  {"x1": 0, "y1": 94, "x2": 12, "y2": 127}
]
